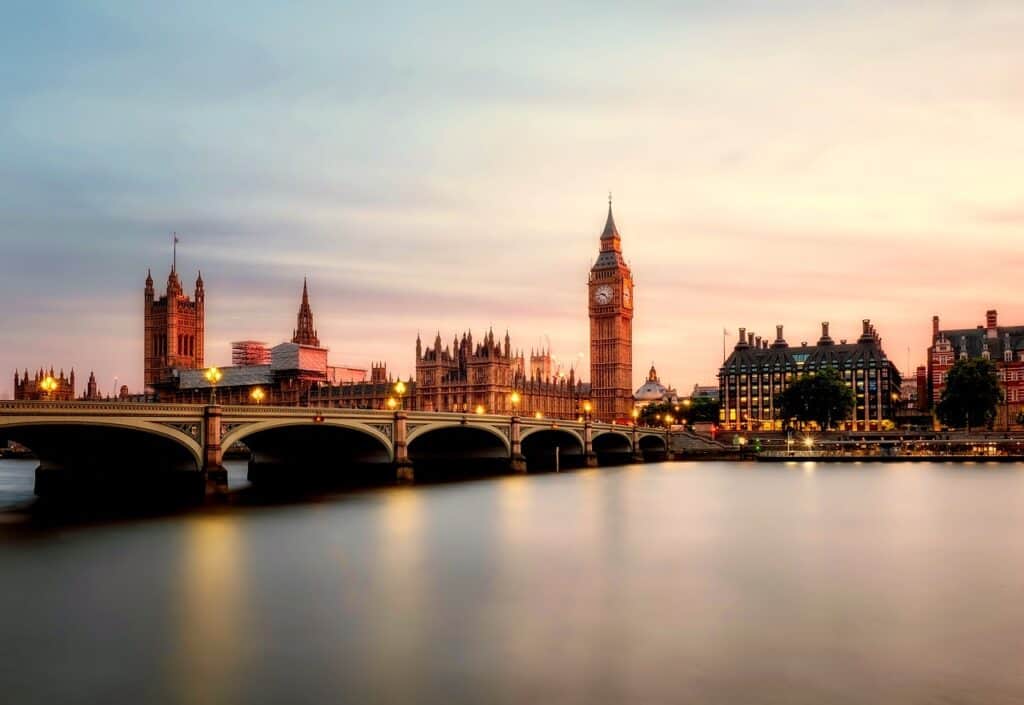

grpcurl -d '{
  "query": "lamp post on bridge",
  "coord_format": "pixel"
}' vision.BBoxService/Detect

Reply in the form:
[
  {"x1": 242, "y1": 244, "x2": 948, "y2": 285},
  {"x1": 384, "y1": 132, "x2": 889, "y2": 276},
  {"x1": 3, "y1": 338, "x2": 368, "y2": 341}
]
[
  {"x1": 394, "y1": 380, "x2": 406, "y2": 410},
  {"x1": 509, "y1": 390, "x2": 526, "y2": 473},
  {"x1": 205, "y1": 367, "x2": 222, "y2": 405}
]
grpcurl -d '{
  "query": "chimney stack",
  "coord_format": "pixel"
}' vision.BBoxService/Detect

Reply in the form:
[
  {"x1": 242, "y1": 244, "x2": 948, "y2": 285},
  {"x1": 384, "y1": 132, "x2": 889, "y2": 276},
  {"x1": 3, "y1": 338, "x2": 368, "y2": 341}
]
[
  {"x1": 986, "y1": 310, "x2": 998, "y2": 338},
  {"x1": 932, "y1": 315, "x2": 940, "y2": 340}
]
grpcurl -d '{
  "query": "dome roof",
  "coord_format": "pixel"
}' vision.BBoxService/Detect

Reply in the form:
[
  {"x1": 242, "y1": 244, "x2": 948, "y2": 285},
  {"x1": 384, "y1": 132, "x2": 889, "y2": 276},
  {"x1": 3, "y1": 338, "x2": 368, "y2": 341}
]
[{"x1": 634, "y1": 380, "x2": 671, "y2": 401}]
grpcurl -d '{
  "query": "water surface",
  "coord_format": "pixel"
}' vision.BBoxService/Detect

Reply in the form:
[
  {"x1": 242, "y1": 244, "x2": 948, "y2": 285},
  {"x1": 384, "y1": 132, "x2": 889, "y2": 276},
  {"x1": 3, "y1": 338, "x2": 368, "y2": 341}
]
[{"x1": 2, "y1": 459, "x2": 1024, "y2": 704}]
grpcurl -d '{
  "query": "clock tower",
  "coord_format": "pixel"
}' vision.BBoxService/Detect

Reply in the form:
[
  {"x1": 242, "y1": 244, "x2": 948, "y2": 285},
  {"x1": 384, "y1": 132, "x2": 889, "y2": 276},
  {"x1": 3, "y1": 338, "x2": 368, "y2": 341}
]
[{"x1": 589, "y1": 197, "x2": 634, "y2": 422}]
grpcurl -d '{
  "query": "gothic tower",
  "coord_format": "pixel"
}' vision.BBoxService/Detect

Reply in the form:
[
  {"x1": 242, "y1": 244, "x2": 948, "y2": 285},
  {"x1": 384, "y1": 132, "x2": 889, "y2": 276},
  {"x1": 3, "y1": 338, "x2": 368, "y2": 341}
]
[
  {"x1": 292, "y1": 278, "x2": 320, "y2": 347},
  {"x1": 588, "y1": 196, "x2": 634, "y2": 421},
  {"x1": 144, "y1": 257, "x2": 205, "y2": 389}
]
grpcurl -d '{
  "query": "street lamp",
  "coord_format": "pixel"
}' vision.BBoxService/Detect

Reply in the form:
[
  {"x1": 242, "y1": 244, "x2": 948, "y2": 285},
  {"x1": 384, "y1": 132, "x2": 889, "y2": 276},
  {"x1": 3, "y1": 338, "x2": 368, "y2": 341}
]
[
  {"x1": 534, "y1": 410, "x2": 543, "y2": 419},
  {"x1": 204, "y1": 366, "x2": 222, "y2": 404},
  {"x1": 804, "y1": 436, "x2": 814, "y2": 450},
  {"x1": 582, "y1": 400, "x2": 592, "y2": 421},
  {"x1": 387, "y1": 397, "x2": 398, "y2": 411},
  {"x1": 250, "y1": 387, "x2": 265, "y2": 405},
  {"x1": 510, "y1": 391, "x2": 521, "y2": 416},
  {"x1": 631, "y1": 408, "x2": 639, "y2": 426},
  {"x1": 475, "y1": 404, "x2": 486, "y2": 415},
  {"x1": 39, "y1": 375, "x2": 58, "y2": 400},
  {"x1": 394, "y1": 380, "x2": 407, "y2": 410}
]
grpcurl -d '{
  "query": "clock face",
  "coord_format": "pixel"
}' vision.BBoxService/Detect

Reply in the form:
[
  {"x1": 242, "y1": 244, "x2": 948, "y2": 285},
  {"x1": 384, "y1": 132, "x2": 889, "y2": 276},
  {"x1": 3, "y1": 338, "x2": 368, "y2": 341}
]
[{"x1": 594, "y1": 284, "x2": 613, "y2": 305}]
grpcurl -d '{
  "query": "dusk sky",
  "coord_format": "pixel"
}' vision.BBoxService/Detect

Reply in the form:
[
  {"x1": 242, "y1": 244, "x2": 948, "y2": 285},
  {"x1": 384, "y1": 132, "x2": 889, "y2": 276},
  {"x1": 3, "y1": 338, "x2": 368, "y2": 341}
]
[{"x1": 2, "y1": 1, "x2": 1023, "y2": 398}]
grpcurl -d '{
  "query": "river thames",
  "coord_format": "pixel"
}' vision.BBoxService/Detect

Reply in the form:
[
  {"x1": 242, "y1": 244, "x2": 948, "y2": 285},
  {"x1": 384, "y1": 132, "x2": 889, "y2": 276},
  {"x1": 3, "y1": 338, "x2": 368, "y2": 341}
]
[{"x1": 2, "y1": 458, "x2": 1024, "y2": 704}]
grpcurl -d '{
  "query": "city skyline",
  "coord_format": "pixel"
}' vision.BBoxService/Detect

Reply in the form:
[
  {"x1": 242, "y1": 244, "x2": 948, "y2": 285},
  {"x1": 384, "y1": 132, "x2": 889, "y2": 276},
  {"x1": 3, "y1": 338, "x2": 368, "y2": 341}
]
[{"x1": 3, "y1": 1, "x2": 1024, "y2": 396}]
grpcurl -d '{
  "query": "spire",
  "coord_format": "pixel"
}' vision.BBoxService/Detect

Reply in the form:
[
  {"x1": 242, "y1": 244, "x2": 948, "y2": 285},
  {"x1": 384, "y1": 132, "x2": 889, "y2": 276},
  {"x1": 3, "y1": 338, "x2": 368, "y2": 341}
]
[
  {"x1": 601, "y1": 192, "x2": 620, "y2": 241},
  {"x1": 291, "y1": 279, "x2": 320, "y2": 347}
]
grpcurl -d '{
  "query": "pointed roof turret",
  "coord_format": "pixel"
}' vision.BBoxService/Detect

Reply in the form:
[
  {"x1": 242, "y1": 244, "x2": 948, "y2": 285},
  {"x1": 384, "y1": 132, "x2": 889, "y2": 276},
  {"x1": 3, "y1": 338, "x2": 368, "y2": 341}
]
[
  {"x1": 601, "y1": 193, "x2": 620, "y2": 241},
  {"x1": 291, "y1": 278, "x2": 320, "y2": 347}
]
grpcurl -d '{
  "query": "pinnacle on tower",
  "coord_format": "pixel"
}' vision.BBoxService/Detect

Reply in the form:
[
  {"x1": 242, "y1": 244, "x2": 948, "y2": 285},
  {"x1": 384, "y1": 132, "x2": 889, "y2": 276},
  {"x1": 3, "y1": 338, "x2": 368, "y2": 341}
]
[
  {"x1": 601, "y1": 194, "x2": 620, "y2": 241},
  {"x1": 291, "y1": 278, "x2": 320, "y2": 347}
]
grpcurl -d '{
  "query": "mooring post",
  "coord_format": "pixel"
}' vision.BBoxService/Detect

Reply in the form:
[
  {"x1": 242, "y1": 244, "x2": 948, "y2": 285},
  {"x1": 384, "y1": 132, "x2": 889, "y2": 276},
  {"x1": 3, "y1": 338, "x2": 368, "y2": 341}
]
[
  {"x1": 394, "y1": 409, "x2": 414, "y2": 482},
  {"x1": 510, "y1": 415, "x2": 527, "y2": 473},
  {"x1": 203, "y1": 405, "x2": 228, "y2": 497},
  {"x1": 584, "y1": 421, "x2": 598, "y2": 467}
]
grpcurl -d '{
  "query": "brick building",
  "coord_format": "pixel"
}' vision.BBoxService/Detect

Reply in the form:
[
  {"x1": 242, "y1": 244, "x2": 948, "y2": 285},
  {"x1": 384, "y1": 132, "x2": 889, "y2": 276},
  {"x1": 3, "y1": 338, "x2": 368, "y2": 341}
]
[{"x1": 927, "y1": 310, "x2": 1024, "y2": 429}]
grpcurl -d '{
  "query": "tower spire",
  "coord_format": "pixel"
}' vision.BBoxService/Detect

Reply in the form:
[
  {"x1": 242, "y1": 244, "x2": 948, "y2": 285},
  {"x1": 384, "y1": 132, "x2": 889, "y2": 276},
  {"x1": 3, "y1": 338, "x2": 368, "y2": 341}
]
[{"x1": 292, "y1": 279, "x2": 320, "y2": 347}]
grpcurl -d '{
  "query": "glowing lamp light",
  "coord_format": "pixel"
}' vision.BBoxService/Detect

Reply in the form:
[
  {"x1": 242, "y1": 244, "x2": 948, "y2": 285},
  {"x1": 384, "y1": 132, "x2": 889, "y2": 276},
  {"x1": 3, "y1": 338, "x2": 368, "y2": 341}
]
[
  {"x1": 510, "y1": 391, "x2": 521, "y2": 408},
  {"x1": 804, "y1": 436, "x2": 814, "y2": 449},
  {"x1": 387, "y1": 397, "x2": 398, "y2": 410},
  {"x1": 475, "y1": 404, "x2": 486, "y2": 415},
  {"x1": 39, "y1": 376, "x2": 58, "y2": 395},
  {"x1": 534, "y1": 411, "x2": 543, "y2": 419},
  {"x1": 394, "y1": 380, "x2": 406, "y2": 396},
  {"x1": 583, "y1": 400, "x2": 592, "y2": 414},
  {"x1": 204, "y1": 367, "x2": 222, "y2": 404},
  {"x1": 250, "y1": 387, "x2": 265, "y2": 405}
]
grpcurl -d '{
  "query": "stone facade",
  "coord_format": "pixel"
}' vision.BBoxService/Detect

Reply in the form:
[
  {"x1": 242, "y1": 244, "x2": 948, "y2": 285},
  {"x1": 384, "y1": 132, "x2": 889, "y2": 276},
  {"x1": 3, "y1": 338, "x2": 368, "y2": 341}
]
[
  {"x1": 13, "y1": 367, "x2": 76, "y2": 401},
  {"x1": 589, "y1": 199, "x2": 634, "y2": 422},
  {"x1": 144, "y1": 266, "x2": 204, "y2": 389},
  {"x1": 719, "y1": 320, "x2": 902, "y2": 431},
  {"x1": 414, "y1": 330, "x2": 587, "y2": 418}
]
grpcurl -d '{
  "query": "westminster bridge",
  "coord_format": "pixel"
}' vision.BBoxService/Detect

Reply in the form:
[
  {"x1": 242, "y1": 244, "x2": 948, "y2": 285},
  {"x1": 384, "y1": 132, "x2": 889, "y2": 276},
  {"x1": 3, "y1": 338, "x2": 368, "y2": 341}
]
[{"x1": 0, "y1": 401, "x2": 711, "y2": 497}]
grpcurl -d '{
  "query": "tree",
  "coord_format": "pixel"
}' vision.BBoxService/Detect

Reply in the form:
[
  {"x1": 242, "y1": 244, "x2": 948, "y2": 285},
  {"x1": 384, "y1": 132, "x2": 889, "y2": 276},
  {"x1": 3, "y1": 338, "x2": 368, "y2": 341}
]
[
  {"x1": 777, "y1": 368, "x2": 855, "y2": 431},
  {"x1": 936, "y1": 358, "x2": 1002, "y2": 431},
  {"x1": 636, "y1": 398, "x2": 719, "y2": 428}
]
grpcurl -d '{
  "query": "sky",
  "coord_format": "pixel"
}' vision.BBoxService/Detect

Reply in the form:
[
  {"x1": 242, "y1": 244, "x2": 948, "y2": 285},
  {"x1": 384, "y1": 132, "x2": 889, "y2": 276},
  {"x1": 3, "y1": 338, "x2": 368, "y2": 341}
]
[{"x1": 2, "y1": 0, "x2": 1023, "y2": 398}]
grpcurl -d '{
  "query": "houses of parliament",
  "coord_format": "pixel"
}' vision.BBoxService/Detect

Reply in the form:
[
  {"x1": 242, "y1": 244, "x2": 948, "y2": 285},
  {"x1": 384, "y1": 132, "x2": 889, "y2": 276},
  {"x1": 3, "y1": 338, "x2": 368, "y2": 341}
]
[{"x1": 21, "y1": 201, "x2": 637, "y2": 422}]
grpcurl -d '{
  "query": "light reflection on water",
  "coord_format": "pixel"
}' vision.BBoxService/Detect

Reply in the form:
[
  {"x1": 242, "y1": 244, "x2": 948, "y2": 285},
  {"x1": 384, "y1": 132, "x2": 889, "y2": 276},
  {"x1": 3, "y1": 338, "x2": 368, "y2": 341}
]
[{"x1": 1, "y1": 460, "x2": 1024, "y2": 703}]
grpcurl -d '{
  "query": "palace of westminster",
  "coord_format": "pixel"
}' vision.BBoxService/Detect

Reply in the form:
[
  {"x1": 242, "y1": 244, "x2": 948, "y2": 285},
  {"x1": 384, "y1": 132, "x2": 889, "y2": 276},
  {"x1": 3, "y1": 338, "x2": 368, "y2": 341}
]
[
  {"x1": 14, "y1": 201, "x2": 639, "y2": 423},
  {"x1": 14, "y1": 198, "x2": 1024, "y2": 431}
]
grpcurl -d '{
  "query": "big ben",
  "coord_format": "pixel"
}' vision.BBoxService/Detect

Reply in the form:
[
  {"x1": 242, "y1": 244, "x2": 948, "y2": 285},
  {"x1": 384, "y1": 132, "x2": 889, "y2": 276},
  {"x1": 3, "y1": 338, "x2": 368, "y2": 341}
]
[{"x1": 589, "y1": 196, "x2": 634, "y2": 422}]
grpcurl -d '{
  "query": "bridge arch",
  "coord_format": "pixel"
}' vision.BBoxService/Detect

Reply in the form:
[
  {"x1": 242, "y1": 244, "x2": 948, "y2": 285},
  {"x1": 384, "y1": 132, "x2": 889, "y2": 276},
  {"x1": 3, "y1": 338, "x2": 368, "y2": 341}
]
[
  {"x1": 406, "y1": 422, "x2": 511, "y2": 455},
  {"x1": 0, "y1": 417, "x2": 204, "y2": 498},
  {"x1": 221, "y1": 418, "x2": 394, "y2": 460},
  {"x1": 592, "y1": 430, "x2": 633, "y2": 453},
  {"x1": 638, "y1": 433, "x2": 669, "y2": 459},
  {"x1": 520, "y1": 427, "x2": 585, "y2": 471},
  {"x1": 0, "y1": 417, "x2": 203, "y2": 469},
  {"x1": 222, "y1": 419, "x2": 394, "y2": 486},
  {"x1": 407, "y1": 423, "x2": 511, "y2": 478}
]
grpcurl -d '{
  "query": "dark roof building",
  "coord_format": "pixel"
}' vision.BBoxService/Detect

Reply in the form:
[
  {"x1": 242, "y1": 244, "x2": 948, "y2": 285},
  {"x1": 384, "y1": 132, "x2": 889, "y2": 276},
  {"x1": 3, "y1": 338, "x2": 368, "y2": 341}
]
[{"x1": 719, "y1": 320, "x2": 901, "y2": 431}]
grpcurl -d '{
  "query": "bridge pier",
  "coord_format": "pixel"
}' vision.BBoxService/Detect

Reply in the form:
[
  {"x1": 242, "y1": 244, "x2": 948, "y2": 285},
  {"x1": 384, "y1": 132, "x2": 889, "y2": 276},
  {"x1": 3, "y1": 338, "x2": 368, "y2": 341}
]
[
  {"x1": 584, "y1": 421, "x2": 598, "y2": 468},
  {"x1": 510, "y1": 416, "x2": 527, "y2": 473},
  {"x1": 631, "y1": 426, "x2": 645, "y2": 463},
  {"x1": 393, "y1": 410, "x2": 415, "y2": 482},
  {"x1": 203, "y1": 405, "x2": 228, "y2": 497}
]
